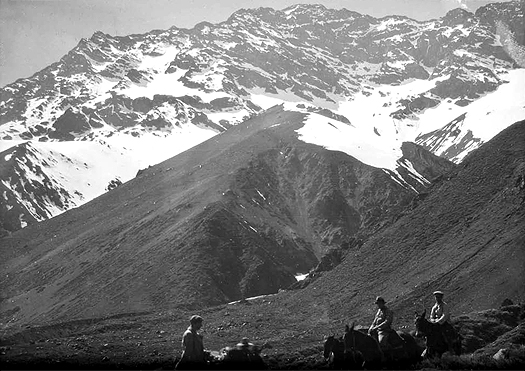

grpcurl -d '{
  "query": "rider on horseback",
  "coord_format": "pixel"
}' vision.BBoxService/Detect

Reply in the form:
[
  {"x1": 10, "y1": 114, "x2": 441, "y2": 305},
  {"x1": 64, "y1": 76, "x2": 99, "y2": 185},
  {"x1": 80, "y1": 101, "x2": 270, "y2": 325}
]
[
  {"x1": 429, "y1": 290, "x2": 456, "y2": 352},
  {"x1": 368, "y1": 296, "x2": 394, "y2": 353}
]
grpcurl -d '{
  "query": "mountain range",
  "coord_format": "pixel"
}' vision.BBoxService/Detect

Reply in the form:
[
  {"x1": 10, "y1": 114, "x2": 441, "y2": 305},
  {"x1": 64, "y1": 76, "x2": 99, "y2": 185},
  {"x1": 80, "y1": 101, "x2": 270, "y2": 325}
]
[
  {"x1": 0, "y1": 1, "x2": 524, "y2": 328},
  {"x1": 1, "y1": 1, "x2": 524, "y2": 235}
]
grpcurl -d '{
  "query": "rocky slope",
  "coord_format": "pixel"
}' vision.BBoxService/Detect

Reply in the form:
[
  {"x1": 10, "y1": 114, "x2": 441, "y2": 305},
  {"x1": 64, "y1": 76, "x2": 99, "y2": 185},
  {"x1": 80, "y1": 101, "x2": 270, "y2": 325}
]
[
  {"x1": 286, "y1": 119, "x2": 525, "y2": 324},
  {"x1": 0, "y1": 106, "x2": 455, "y2": 327},
  {"x1": 1, "y1": 1, "x2": 524, "y2": 233},
  {"x1": 0, "y1": 120, "x2": 523, "y2": 368},
  {"x1": 0, "y1": 299, "x2": 523, "y2": 370}
]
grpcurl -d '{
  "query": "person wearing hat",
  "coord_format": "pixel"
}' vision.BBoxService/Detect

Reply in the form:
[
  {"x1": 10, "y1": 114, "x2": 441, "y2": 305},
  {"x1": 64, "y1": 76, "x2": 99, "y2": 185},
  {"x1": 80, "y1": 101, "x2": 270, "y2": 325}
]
[
  {"x1": 236, "y1": 337, "x2": 257, "y2": 352},
  {"x1": 429, "y1": 291, "x2": 456, "y2": 352},
  {"x1": 176, "y1": 315, "x2": 206, "y2": 369},
  {"x1": 368, "y1": 296, "x2": 394, "y2": 352},
  {"x1": 234, "y1": 337, "x2": 261, "y2": 362}
]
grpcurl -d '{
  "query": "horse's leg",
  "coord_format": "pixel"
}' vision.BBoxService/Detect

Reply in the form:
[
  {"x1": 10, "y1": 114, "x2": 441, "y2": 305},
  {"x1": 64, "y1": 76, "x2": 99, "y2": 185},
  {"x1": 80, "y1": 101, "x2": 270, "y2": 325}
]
[{"x1": 454, "y1": 341, "x2": 461, "y2": 356}]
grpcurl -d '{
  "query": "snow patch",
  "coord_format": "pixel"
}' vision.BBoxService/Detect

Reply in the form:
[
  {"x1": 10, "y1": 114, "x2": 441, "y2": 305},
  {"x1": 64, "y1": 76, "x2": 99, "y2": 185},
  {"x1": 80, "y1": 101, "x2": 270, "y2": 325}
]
[
  {"x1": 295, "y1": 273, "x2": 308, "y2": 281},
  {"x1": 376, "y1": 18, "x2": 407, "y2": 31},
  {"x1": 138, "y1": 46, "x2": 179, "y2": 71},
  {"x1": 206, "y1": 110, "x2": 250, "y2": 126},
  {"x1": 296, "y1": 112, "x2": 402, "y2": 171},
  {"x1": 18, "y1": 214, "x2": 27, "y2": 228},
  {"x1": 413, "y1": 69, "x2": 525, "y2": 162},
  {"x1": 227, "y1": 293, "x2": 276, "y2": 305},
  {"x1": 249, "y1": 87, "x2": 339, "y2": 111},
  {"x1": 256, "y1": 189, "x2": 266, "y2": 200},
  {"x1": 119, "y1": 68, "x2": 230, "y2": 102},
  {"x1": 399, "y1": 159, "x2": 430, "y2": 185}
]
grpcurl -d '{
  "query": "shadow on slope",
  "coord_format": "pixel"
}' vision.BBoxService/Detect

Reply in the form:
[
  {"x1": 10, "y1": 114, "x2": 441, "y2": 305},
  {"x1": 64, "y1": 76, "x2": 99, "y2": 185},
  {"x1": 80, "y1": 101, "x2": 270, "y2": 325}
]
[
  {"x1": 0, "y1": 105, "x2": 454, "y2": 328},
  {"x1": 287, "y1": 119, "x2": 525, "y2": 325}
]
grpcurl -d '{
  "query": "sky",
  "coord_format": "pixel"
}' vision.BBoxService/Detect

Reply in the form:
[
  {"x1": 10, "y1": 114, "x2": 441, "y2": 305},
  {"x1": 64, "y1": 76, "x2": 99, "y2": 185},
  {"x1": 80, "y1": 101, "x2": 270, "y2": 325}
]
[{"x1": 0, "y1": 0, "x2": 511, "y2": 87}]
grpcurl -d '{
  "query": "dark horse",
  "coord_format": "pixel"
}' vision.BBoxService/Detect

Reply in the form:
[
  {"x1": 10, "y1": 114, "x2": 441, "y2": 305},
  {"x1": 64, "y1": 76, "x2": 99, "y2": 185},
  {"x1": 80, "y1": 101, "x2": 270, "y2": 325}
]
[
  {"x1": 342, "y1": 324, "x2": 383, "y2": 369},
  {"x1": 324, "y1": 335, "x2": 365, "y2": 370},
  {"x1": 343, "y1": 323, "x2": 423, "y2": 369},
  {"x1": 414, "y1": 309, "x2": 461, "y2": 358}
]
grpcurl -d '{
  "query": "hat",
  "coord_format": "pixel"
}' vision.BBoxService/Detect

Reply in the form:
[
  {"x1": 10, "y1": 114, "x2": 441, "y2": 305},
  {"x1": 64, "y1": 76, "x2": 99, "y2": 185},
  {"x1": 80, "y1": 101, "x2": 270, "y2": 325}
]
[
  {"x1": 433, "y1": 291, "x2": 444, "y2": 296},
  {"x1": 190, "y1": 315, "x2": 203, "y2": 324},
  {"x1": 375, "y1": 296, "x2": 386, "y2": 303},
  {"x1": 237, "y1": 337, "x2": 254, "y2": 348}
]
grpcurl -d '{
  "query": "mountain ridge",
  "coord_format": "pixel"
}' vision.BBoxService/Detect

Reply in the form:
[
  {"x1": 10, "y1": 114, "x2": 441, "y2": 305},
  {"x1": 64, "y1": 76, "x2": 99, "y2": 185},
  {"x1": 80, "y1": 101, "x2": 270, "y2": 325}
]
[
  {"x1": 1, "y1": 2, "x2": 524, "y2": 235},
  {"x1": 0, "y1": 105, "x2": 457, "y2": 326}
]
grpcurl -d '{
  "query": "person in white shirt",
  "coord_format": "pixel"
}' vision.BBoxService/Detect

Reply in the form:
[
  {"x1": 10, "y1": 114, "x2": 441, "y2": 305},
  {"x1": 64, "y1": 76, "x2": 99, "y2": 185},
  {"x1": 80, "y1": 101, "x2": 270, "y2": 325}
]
[
  {"x1": 368, "y1": 296, "x2": 394, "y2": 352},
  {"x1": 429, "y1": 291, "x2": 456, "y2": 352}
]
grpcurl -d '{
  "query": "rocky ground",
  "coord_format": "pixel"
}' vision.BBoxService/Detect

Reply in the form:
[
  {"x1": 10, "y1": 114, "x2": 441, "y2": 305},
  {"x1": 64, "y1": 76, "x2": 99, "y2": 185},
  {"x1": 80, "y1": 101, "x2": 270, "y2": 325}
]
[{"x1": 1, "y1": 300, "x2": 523, "y2": 370}]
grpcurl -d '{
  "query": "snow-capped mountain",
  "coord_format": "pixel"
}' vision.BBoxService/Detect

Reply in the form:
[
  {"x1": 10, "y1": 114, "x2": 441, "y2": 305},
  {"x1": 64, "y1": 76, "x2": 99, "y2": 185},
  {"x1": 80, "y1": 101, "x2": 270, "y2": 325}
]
[{"x1": 1, "y1": 1, "x2": 524, "y2": 233}]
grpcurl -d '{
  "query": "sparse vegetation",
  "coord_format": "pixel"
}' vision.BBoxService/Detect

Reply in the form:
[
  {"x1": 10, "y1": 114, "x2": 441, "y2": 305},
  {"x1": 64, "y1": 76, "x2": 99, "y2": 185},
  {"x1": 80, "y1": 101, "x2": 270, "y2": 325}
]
[{"x1": 1, "y1": 303, "x2": 524, "y2": 369}]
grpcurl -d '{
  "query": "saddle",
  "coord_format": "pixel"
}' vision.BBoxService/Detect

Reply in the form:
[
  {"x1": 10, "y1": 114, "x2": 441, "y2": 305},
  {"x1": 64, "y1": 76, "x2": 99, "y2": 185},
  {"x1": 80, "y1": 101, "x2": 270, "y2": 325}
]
[
  {"x1": 370, "y1": 329, "x2": 404, "y2": 350},
  {"x1": 387, "y1": 330, "x2": 405, "y2": 350}
]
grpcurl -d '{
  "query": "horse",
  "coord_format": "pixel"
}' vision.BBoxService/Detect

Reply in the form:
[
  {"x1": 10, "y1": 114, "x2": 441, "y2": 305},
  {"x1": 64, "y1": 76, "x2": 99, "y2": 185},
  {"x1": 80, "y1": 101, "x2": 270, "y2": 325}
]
[
  {"x1": 343, "y1": 323, "x2": 423, "y2": 369},
  {"x1": 323, "y1": 334, "x2": 365, "y2": 370},
  {"x1": 342, "y1": 324, "x2": 383, "y2": 369},
  {"x1": 414, "y1": 309, "x2": 461, "y2": 359}
]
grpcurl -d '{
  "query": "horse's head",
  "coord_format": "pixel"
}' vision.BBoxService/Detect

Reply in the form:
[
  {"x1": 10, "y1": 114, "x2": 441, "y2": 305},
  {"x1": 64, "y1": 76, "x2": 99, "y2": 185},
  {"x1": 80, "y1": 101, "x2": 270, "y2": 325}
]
[
  {"x1": 344, "y1": 322, "x2": 355, "y2": 334},
  {"x1": 343, "y1": 322, "x2": 372, "y2": 352},
  {"x1": 414, "y1": 309, "x2": 430, "y2": 335},
  {"x1": 414, "y1": 309, "x2": 426, "y2": 325},
  {"x1": 343, "y1": 322, "x2": 355, "y2": 339},
  {"x1": 342, "y1": 323, "x2": 384, "y2": 367},
  {"x1": 323, "y1": 335, "x2": 335, "y2": 359}
]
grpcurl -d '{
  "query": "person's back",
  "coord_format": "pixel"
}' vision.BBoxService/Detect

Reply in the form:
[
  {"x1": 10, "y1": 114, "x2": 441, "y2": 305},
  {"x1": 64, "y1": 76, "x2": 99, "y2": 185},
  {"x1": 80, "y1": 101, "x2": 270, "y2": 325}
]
[
  {"x1": 181, "y1": 327, "x2": 204, "y2": 362},
  {"x1": 176, "y1": 315, "x2": 206, "y2": 369}
]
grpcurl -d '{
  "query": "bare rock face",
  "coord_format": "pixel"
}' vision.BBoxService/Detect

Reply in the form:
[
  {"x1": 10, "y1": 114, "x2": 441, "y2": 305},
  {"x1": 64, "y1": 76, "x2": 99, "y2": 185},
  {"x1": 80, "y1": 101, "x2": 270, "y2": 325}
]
[
  {"x1": 416, "y1": 113, "x2": 484, "y2": 162},
  {"x1": 49, "y1": 108, "x2": 92, "y2": 140},
  {"x1": 476, "y1": 1, "x2": 525, "y2": 46},
  {"x1": 0, "y1": 142, "x2": 76, "y2": 234}
]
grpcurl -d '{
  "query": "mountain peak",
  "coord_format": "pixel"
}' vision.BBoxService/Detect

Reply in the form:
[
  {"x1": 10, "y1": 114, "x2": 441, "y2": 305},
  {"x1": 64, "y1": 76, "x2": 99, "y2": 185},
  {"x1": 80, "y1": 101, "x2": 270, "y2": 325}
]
[
  {"x1": 283, "y1": 3, "x2": 328, "y2": 12},
  {"x1": 91, "y1": 30, "x2": 108, "y2": 38},
  {"x1": 443, "y1": 7, "x2": 475, "y2": 26}
]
